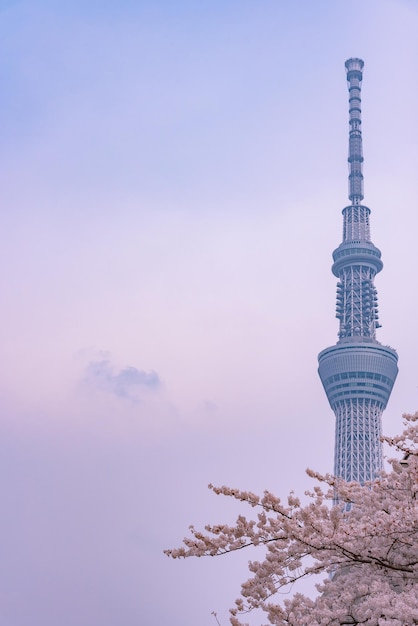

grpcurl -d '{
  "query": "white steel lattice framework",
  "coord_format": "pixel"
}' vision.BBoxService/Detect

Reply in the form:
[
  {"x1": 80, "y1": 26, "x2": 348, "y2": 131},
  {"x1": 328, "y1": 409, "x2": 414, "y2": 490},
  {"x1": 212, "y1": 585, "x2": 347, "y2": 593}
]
[{"x1": 318, "y1": 59, "x2": 398, "y2": 485}]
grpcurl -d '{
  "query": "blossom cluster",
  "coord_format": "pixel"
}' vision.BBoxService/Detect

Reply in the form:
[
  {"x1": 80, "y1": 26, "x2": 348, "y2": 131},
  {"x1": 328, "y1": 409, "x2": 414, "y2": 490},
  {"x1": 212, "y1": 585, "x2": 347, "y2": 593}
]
[{"x1": 165, "y1": 413, "x2": 418, "y2": 625}]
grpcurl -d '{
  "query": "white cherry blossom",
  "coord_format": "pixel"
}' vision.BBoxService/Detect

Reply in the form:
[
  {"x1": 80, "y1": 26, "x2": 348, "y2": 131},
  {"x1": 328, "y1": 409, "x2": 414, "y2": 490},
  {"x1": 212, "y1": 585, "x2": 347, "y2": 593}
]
[{"x1": 166, "y1": 413, "x2": 418, "y2": 625}]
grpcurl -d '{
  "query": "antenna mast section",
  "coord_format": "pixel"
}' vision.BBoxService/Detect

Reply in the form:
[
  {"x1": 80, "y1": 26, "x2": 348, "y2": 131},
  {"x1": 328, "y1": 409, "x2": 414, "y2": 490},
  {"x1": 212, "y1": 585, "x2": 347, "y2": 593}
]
[{"x1": 346, "y1": 58, "x2": 364, "y2": 204}]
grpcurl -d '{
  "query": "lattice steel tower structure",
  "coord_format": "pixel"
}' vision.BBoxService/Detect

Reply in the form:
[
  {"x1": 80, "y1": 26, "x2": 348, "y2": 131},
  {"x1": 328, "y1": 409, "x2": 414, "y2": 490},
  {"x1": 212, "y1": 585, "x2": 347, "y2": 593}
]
[{"x1": 318, "y1": 59, "x2": 398, "y2": 484}]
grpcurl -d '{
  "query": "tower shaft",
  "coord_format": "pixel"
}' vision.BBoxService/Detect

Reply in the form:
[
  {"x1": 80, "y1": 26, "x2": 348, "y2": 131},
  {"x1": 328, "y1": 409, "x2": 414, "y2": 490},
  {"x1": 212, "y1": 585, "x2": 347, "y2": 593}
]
[{"x1": 318, "y1": 59, "x2": 398, "y2": 486}]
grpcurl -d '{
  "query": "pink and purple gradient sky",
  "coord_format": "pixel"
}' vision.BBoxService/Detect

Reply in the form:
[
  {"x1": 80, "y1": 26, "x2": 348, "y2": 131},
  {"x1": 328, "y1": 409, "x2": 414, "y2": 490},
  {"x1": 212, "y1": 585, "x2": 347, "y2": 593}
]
[{"x1": 1, "y1": 1, "x2": 418, "y2": 624}]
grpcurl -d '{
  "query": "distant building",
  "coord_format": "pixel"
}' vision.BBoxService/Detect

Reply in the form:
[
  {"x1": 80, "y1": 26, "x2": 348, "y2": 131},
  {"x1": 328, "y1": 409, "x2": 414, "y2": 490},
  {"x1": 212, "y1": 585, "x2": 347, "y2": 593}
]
[{"x1": 318, "y1": 59, "x2": 398, "y2": 485}]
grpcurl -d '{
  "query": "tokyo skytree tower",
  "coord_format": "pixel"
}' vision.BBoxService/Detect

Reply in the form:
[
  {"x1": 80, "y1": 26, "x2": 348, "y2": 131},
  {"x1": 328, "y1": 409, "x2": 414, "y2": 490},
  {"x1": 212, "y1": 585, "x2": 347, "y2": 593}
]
[{"x1": 318, "y1": 59, "x2": 398, "y2": 484}]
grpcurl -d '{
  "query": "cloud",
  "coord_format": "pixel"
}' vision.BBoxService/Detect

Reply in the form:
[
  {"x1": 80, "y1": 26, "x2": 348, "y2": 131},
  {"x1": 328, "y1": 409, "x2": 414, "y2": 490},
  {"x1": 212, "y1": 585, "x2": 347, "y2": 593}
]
[
  {"x1": 202, "y1": 400, "x2": 218, "y2": 413},
  {"x1": 83, "y1": 359, "x2": 161, "y2": 401}
]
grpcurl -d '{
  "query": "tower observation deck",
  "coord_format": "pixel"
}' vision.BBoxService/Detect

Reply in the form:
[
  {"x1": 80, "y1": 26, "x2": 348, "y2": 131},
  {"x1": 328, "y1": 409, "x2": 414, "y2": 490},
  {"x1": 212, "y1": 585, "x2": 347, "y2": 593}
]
[{"x1": 318, "y1": 59, "x2": 398, "y2": 485}]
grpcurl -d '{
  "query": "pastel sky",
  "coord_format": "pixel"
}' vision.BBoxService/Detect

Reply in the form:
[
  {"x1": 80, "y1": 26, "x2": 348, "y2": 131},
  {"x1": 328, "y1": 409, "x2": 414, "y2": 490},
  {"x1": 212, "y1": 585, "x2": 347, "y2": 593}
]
[{"x1": 1, "y1": 1, "x2": 418, "y2": 625}]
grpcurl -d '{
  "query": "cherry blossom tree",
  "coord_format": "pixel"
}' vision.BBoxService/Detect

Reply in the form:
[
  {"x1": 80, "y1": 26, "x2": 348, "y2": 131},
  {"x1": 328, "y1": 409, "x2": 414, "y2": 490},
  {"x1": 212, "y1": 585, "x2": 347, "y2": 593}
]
[{"x1": 166, "y1": 413, "x2": 418, "y2": 626}]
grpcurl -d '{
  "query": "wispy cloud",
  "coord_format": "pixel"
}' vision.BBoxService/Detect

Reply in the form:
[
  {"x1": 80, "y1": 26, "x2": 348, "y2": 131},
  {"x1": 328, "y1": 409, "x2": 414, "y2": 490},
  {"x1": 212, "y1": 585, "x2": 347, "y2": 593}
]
[{"x1": 83, "y1": 359, "x2": 161, "y2": 402}]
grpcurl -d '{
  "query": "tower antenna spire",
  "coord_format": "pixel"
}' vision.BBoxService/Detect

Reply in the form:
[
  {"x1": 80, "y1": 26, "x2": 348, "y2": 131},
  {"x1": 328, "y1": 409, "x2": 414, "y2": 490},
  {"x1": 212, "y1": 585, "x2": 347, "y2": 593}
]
[
  {"x1": 345, "y1": 58, "x2": 365, "y2": 204},
  {"x1": 318, "y1": 59, "x2": 398, "y2": 488}
]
